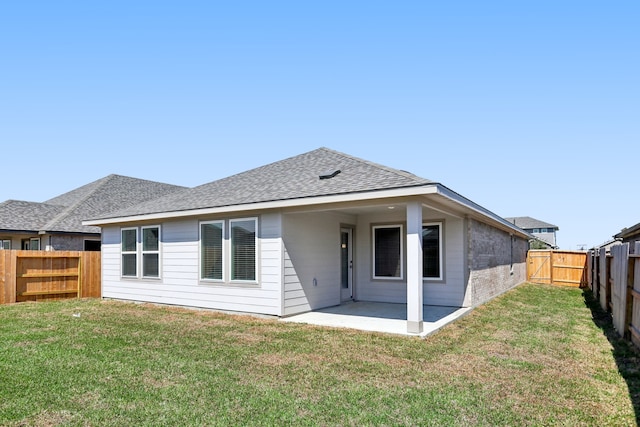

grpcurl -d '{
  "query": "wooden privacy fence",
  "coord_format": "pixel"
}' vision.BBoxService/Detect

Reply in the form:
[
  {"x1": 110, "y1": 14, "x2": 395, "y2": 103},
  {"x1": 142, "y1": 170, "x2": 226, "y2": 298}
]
[
  {"x1": 527, "y1": 250, "x2": 588, "y2": 287},
  {"x1": 589, "y1": 242, "x2": 640, "y2": 348},
  {"x1": 0, "y1": 250, "x2": 101, "y2": 304}
]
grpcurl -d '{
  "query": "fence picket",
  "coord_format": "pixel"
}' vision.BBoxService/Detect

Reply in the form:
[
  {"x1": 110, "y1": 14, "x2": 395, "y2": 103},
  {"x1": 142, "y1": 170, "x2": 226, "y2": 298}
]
[
  {"x1": 631, "y1": 242, "x2": 640, "y2": 347},
  {"x1": 611, "y1": 244, "x2": 630, "y2": 337},
  {"x1": 599, "y1": 247, "x2": 609, "y2": 312}
]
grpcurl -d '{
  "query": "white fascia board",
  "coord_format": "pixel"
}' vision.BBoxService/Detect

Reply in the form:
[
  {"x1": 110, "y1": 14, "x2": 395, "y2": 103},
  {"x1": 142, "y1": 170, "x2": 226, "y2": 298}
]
[
  {"x1": 82, "y1": 185, "x2": 439, "y2": 226},
  {"x1": 434, "y1": 185, "x2": 531, "y2": 239}
]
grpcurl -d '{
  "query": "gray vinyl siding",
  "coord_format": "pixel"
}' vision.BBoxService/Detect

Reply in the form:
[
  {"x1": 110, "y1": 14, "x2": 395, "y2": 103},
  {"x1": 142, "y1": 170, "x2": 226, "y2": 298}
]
[
  {"x1": 532, "y1": 231, "x2": 556, "y2": 247},
  {"x1": 354, "y1": 208, "x2": 466, "y2": 307},
  {"x1": 100, "y1": 214, "x2": 283, "y2": 316},
  {"x1": 282, "y1": 211, "x2": 356, "y2": 315}
]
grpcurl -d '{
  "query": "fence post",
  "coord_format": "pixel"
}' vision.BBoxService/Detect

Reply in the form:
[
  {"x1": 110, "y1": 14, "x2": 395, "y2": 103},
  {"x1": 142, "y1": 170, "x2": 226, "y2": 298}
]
[
  {"x1": 591, "y1": 250, "x2": 600, "y2": 300},
  {"x1": 586, "y1": 251, "x2": 592, "y2": 289},
  {"x1": 8, "y1": 251, "x2": 17, "y2": 303}
]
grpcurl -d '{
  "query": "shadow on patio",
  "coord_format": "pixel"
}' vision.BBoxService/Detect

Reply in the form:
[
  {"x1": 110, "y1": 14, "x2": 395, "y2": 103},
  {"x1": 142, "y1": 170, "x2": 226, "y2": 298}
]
[{"x1": 281, "y1": 301, "x2": 472, "y2": 337}]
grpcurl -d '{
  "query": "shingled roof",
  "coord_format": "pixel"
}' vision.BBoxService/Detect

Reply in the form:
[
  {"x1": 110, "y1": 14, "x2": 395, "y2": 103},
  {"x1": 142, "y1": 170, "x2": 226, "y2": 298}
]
[
  {"x1": 0, "y1": 200, "x2": 66, "y2": 232},
  {"x1": 504, "y1": 216, "x2": 558, "y2": 230},
  {"x1": 90, "y1": 147, "x2": 435, "y2": 220},
  {"x1": 0, "y1": 175, "x2": 186, "y2": 234}
]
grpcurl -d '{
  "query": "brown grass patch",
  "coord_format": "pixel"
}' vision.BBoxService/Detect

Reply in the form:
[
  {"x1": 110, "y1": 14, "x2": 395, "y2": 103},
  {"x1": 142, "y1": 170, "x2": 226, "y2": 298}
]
[
  {"x1": 12, "y1": 410, "x2": 77, "y2": 427},
  {"x1": 224, "y1": 330, "x2": 268, "y2": 344}
]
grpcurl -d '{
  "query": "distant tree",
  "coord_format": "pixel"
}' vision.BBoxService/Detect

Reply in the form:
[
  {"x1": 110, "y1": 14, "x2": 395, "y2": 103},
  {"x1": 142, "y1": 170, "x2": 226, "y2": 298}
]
[{"x1": 530, "y1": 239, "x2": 550, "y2": 250}]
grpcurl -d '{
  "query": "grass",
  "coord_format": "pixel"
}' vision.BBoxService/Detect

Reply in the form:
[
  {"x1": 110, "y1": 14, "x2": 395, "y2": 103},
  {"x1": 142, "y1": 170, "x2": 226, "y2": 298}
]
[{"x1": 0, "y1": 283, "x2": 638, "y2": 426}]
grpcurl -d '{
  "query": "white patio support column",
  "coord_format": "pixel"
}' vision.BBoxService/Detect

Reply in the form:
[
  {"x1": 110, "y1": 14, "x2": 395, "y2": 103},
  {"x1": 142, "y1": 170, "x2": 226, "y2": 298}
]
[{"x1": 406, "y1": 201, "x2": 423, "y2": 334}]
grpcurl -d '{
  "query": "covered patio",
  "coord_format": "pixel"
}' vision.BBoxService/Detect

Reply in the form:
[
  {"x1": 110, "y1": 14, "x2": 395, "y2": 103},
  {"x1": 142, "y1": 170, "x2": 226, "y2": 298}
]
[{"x1": 281, "y1": 301, "x2": 472, "y2": 337}]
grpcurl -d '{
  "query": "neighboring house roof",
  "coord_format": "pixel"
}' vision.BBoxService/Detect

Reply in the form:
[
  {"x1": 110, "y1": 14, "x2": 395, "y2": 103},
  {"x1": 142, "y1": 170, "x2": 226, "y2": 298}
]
[
  {"x1": 614, "y1": 221, "x2": 640, "y2": 240},
  {"x1": 0, "y1": 200, "x2": 66, "y2": 232},
  {"x1": 504, "y1": 216, "x2": 559, "y2": 230},
  {"x1": 0, "y1": 175, "x2": 186, "y2": 234},
  {"x1": 84, "y1": 148, "x2": 532, "y2": 241},
  {"x1": 591, "y1": 238, "x2": 619, "y2": 251}
]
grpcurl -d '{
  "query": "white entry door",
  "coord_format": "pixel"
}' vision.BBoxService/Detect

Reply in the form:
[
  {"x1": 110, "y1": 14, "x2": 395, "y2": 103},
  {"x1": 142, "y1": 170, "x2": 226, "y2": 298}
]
[{"x1": 340, "y1": 228, "x2": 353, "y2": 301}]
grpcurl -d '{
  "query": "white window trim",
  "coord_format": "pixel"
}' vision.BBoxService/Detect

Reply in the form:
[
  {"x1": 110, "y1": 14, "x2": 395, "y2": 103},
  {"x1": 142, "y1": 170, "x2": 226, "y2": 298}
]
[
  {"x1": 200, "y1": 220, "x2": 225, "y2": 282},
  {"x1": 141, "y1": 225, "x2": 161, "y2": 279},
  {"x1": 121, "y1": 227, "x2": 138, "y2": 278},
  {"x1": 422, "y1": 222, "x2": 443, "y2": 281},
  {"x1": 372, "y1": 224, "x2": 404, "y2": 280},
  {"x1": 29, "y1": 237, "x2": 41, "y2": 251},
  {"x1": 1, "y1": 239, "x2": 11, "y2": 250},
  {"x1": 229, "y1": 217, "x2": 259, "y2": 284}
]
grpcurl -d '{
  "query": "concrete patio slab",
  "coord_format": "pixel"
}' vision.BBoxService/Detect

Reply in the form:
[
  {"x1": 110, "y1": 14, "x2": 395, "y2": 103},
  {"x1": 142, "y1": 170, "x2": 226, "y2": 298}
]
[{"x1": 281, "y1": 301, "x2": 472, "y2": 337}]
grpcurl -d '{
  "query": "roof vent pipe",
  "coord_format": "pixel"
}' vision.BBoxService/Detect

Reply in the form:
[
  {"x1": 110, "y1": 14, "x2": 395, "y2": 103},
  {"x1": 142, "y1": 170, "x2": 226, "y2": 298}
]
[{"x1": 319, "y1": 169, "x2": 341, "y2": 180}]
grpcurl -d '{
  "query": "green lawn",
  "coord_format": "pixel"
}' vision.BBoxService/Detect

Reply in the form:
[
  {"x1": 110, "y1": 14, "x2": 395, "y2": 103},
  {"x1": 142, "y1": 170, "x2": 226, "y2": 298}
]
[{"x1": 0, "y1": 283, "x2": 638, "y2": 426}]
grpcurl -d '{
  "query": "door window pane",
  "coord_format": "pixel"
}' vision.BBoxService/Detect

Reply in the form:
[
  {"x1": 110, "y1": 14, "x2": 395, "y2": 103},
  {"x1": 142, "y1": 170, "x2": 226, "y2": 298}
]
[{"x1": 341, "y1": 231, "x2": 349, "y2": 288}]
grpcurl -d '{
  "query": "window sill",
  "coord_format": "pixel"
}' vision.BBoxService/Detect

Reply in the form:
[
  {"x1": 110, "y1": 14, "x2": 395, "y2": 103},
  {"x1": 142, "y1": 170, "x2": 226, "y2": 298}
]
[
  {"x1": 199, "y1": 281, "x2": 260, "y2": 288},
  {"x1": 121, "y1": 276, "x2": 162, "y2": 281}
]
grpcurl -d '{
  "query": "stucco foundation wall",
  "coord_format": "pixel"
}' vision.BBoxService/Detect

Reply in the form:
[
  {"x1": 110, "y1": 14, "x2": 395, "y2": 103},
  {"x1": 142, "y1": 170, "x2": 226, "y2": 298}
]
[{"x1": 465, "y1": 218, "x2": 527, "y2": 307}]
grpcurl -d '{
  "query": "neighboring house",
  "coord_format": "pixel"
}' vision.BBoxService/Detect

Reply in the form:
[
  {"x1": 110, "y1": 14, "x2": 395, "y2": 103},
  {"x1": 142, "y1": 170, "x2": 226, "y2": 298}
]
[
  {"x1": 591, "y1": 238, "x2": 619, "y2": 255},
  {"x1": 614, "y1": 222, "x2": 640, "y2": 253},
  {"x1": 504, "y1": 216, "x2": 559, "y2": 248},
  {"x1": 84, "y1": 148, "x2": 530, "y2": 334},
  {"x1": 0, "y1": 175, "x2": 185, "y2": 251}
]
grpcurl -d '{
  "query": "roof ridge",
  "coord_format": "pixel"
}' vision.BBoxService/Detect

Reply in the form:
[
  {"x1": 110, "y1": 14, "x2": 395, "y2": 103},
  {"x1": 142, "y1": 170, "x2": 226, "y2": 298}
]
[{"x1": 41, "y1": 175, "x2": 116, "y2": 231}]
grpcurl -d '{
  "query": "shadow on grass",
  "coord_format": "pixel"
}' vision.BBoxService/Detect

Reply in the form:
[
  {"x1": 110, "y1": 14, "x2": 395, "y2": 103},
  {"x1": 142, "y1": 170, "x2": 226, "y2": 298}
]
[{"x1": 583, "y1": 289, "x2": 640, "y2": 424}]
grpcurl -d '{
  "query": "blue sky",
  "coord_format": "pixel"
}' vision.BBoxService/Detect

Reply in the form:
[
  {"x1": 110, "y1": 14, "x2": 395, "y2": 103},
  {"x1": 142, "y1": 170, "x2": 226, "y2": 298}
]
[{"x1": 1, "y1": 1, "x2": 638, "y2": 249}]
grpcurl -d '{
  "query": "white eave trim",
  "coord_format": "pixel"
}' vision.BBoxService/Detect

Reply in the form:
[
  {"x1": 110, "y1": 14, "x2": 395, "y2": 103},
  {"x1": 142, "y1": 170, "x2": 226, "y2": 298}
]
[
  {"x1": 82, "y1": 185, "x2": 439, "y2": 226},
  {"x1": 434, "y1": 185, "x2": 531, "y2": 239}
]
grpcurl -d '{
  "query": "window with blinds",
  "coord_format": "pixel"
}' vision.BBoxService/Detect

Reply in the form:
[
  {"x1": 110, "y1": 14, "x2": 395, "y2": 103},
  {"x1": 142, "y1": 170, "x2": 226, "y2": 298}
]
[
  {"x1": 373, "y1": 225, "x2": 403, "y2": 279},
  {"x1": 201, "y1": 221, "x2": 223, "y2": 280},
  {"x1": 230, "y1": 219, "x2": 257, "y2": 282}
]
